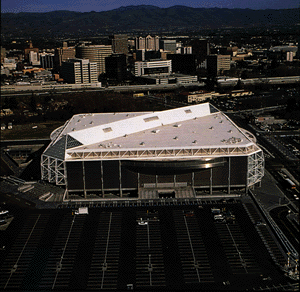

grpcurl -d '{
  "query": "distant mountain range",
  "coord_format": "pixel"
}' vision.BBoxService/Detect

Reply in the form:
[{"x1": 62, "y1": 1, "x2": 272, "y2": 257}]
[{"x1": 1, "y1": 5, "x2": 299, "y2": 37}]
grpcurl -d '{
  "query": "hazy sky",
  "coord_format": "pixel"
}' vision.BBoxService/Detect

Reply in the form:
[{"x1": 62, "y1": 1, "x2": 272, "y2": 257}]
[{"x1": 1, "y1": 0, "x2": 299, "y2": 13}]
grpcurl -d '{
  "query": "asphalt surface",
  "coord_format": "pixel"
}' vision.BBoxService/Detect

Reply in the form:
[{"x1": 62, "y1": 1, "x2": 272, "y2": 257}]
[{"x1": 0, "y1": 201, "x2": 296, "y2": 291}]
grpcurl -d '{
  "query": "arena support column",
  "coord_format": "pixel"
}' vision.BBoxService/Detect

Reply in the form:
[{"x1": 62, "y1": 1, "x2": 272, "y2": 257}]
[
  {"x1": 228, "y1": 157, "x2": 231, "y2": 194},
  {"x1": 101, "y1": 160, "x2": 104, "y2": 197},
  {"x1": 119, "y1": 160, "x2": 122, "y2": 197},
  {"x1": 192, "y1": 172, "x2": 195, "y2": 187},
  {"x1": 82, "y1": 161, "x2": 87, "y2": 199},
  {"x1": 245, "y1": 155, "x2": 249, "y2": 195},
  {"x1": 210, "y1": 168, "x2": 213, "y2": 195}
]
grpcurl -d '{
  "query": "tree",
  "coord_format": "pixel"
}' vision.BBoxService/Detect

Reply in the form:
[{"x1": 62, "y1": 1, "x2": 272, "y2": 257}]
[
  {"x1": 241, "y1": 71, "x2": 248, "y2": 79},
  {"x1": 30, "y1": 94, "x2": 37, "y2": 112},
  {"x1": 8, "y1": 96, "x2": 18, "y2": 110}
]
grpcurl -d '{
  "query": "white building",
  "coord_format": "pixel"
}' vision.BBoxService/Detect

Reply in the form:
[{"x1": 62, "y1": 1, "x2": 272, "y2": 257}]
[
  {"x1": 2, "y1": 58, "x2": 16, "y2": 70},
  {"x1": 41, "y1": 103, "x2": 264, "y2": 200},
  {"x1": 287, "y1": 51, "x2": 293, "y2": 62},
  {"x1": 29, "y1": 51, "x2": 40, "y2": 66},
  {"x1": 61, "y1": 59, "x2": 98, "y2": 84},
  {"x1": 134, "y1": 60, "x2": 172, "y2": 76}
]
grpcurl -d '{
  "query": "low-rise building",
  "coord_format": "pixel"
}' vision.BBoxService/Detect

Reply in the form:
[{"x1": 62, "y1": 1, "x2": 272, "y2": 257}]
[
  {"x1": 134, "y1": 59, "x2": 172, "y2": 76},
  {"x1": 180, "y1": 90, "x2": 253, "y2": 104},
  {"x1": 180, "y1": 91, "x2": 227, "y2": 103},
  {"x1": 140, "y1": 73, "x2": 198, "y2": 85}
]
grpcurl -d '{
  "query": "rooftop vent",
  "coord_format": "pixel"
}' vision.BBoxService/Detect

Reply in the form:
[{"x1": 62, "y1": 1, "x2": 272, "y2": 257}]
[
  {"x1": 209, "y1": 126, "x2": 214, "y2": 130},
  {"x1": 173, "y1": 124, "x2": 181, "y2": 127},
  {"x1": 77, "y1": 119, "x2": 81, "y2": 122},
  {"x1": 140, "y1": 142, "x2": 145, "y2": 146},
  {"x1": 72, "y1": 128, "x2": 76, "y2": 131},
  {"x1": 90, "y1": 121, "x2": 93, "y2": 124},
  {"x1": 193, "y1": 140, "x2": 197, "y2": 144},
  {"x1": 219, "y1": 120, "x2": 223, "y2": 123},
  {"x1": 174, "y1": 136, "x2": 178, "y2": 140},
  {"x1": 103, "y1": 127, "x2": 112, "y2": 133},
  {"x1": 221, "y1": 137, "x2": 242, "y2": 144},
  {"x1": 228, "y1": 130, "x2": 232, "y2": 133},
  {"x1": 185, "y1": 109, "x2": 192, "y2": 114},
  {"x1": 144, "y1": 116, "x2": 159, "y2": 122},
  {"x1": 152, "y1": 129, "x2": 160, "y2": 133}
]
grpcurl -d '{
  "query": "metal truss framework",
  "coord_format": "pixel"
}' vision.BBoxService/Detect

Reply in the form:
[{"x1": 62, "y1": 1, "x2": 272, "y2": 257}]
[
  {"x1": 41, "y1": 155, "x2": 66, "y2": 185},
  {"x1": 66, "y1": 145, "x2": 260, "y2": 160},
  {"x1": 41, "y1": 149, "x2": 264, "y2": 188},
  {"x1": 247, "y1": 151, "x2": 264, "y2": 187}
]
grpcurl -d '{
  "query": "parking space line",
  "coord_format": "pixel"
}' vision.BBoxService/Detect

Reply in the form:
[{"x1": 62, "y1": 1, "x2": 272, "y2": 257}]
[
  {"x1": 183, "y1": 215, "x2": 201, "y2": 282},
  {"x1": 52, "y1": 214, "x2": 76, "y2": 290},
  {"x1": 101, "y1": 212, "x2": 112, "y2": 289},
  {"x1": 4, "y1": 214, "x2": 41, "y2": 289}
]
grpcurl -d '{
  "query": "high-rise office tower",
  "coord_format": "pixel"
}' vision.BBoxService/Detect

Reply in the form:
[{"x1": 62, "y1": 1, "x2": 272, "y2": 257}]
[
  {"x1": 111, "y1": 34, "x2": 128, "y2": 55},
  {"x1": 159, "y1": 39, "x2": 177, "y2": 53},
  {"x1": 105, "y1": 54, "x2": 127, "y2": 82},
  {"x1": 76, "y1": 45, "x2": 112, "y2": 75},
  {"x1": 40, "y1": 53, "x2": 55, "y2": 69},
  {"x1": 190, "y1": 39, "x2": 210, "y2": 67},
  {"x1": 29, "y1": 51, "x2": 39, "y2": 66},
  {"x1": 135, "y1": 37, "x2": 146, "y2": 50},
  {"x1": 61, "y1": 58, "x2": 98, "y2": 84},
  {"x1": 145, "y1": 35, "x2": 160, "y2": 51},
  {"x1": 54, "y1": 42, "x2": 76, "y2": 69},
  {"x1": 207, "y1": 55, "x2": 231, "y2": 76},
  {"x1": 24, "y1": 41, "x2": 39, "y2": 61},
  {"x1": 167, "y1": 54, "x2": 196, "y2": 74}
]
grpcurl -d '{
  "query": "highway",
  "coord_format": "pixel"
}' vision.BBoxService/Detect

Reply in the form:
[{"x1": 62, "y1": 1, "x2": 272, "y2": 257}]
[{"x1": 1, "y1": 82, "x2": 205, "y2": 96}]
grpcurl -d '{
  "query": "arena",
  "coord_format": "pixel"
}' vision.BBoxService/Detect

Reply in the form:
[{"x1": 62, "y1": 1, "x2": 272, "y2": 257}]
[{"x1": 41, "y1": 103, "x2": 264, "y2": 200}]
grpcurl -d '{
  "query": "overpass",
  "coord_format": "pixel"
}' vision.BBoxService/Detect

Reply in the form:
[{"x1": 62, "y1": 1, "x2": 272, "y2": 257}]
[
  {"x1": 1, "y1": 82, "x2": 205, "y2": 94},
  {"x1": 225, "y1": 105, "x2": 287, "y2": 115},
  {"x1": 218, "y1": 76, "x2": 300, "y2": 87}
]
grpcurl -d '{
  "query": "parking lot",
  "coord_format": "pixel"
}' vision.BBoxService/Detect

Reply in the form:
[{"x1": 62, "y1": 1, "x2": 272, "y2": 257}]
[
  {"x1": 87, "y1": 211, "x2": 122, "y2": 290},
  {"x1": 0, "y1": 201, "x2": 295, "y2": 290},
  {"x1": 173, "y1": 209, "x2": 214, "y2": 283},
  {"x1": 135, "y1": 210, "x2": 165, "y2": 287}
]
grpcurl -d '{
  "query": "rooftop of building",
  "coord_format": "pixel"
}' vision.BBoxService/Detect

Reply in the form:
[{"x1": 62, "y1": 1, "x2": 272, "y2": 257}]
[
  {"x1": 141, "y1": 73, "x2": 197, "y2": 79},
  {"x1": 47, "y1": 103, "x2": 257, "y2": 157}
]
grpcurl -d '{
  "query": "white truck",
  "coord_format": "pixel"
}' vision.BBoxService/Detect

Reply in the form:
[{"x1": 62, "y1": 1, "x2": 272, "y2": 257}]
[{"x1": 75, "y1": 207, "x2": 88, "y2": 215}]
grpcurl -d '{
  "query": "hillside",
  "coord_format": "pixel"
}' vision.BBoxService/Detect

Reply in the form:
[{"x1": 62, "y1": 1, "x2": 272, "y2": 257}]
[{"x1": 1, "y1": 5, "x2": 299, "y2": 37}]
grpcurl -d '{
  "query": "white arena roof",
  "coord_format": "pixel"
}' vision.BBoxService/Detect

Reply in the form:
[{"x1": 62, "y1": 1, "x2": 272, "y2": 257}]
[{"x1": 46, "y1": 103, "x2": 260, "y2": 160}]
